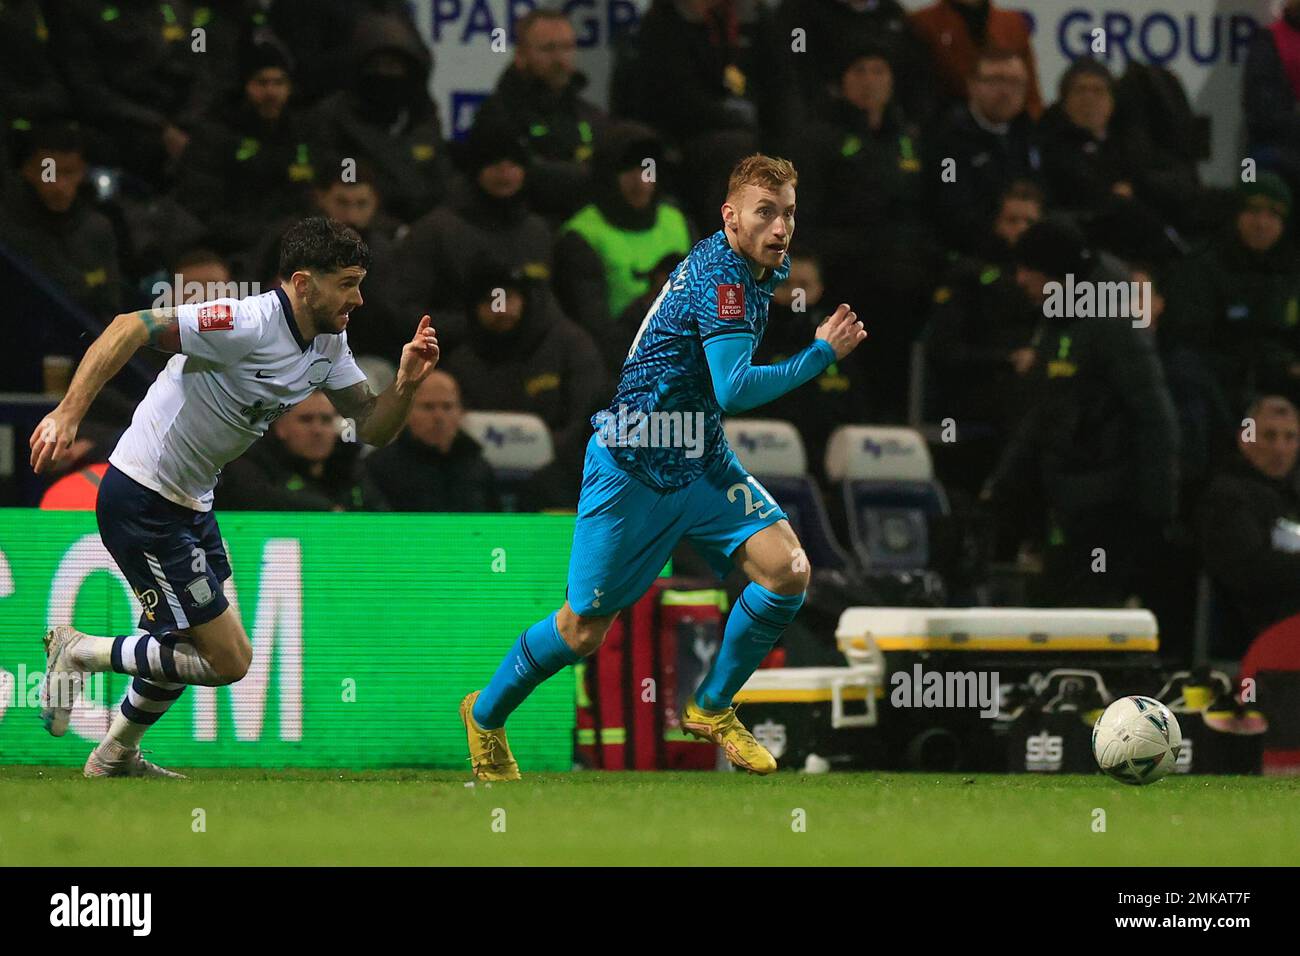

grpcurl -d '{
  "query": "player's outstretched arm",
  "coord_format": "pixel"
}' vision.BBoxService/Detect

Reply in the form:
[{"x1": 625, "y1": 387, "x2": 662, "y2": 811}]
[
  {"x1": 327, "y1": 315, "x2": 439, "y2": 447},
  {"x1": 28, "y1": 310, "x2": 170, "y2": 474},
  {"x1": 704, "y1": 305, "x2": 864, "y2": 416}
]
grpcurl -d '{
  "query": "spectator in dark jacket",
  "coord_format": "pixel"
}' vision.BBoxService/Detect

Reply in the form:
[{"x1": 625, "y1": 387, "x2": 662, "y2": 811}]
[
  {"x1": 1132, "y1": 264, "x2": 1234, "y2": 511},
  {"x1": 364, "y1": 370, "x2": 499, "y2": 512},
  {"x1": 788, "y1": 41, "x2": 931, "y2": 265},
  {"x1": 442, "y1": 261, "x2": 605, "y2": 508},
  {"x1": 1115, "y1": 62, "x2": 1215, "y2": 239},
  {"x1": 469, "y1": 8, "x2": 608, "y2": 224},
  {"x1": 924, "y1": 179, "x2": 1043, "y2": 494},
  {"x1": 47, "y1": 0, "x2": 240, "y2": 181},
  {"x1": 1037, "y1": 58, "x2": 1183, "y2": 263},
  {"x1": 248, "y1": 158, "x2": 405, "y2": 298},
  {"x1": 625, "y1": 0, "x2": 797, "y2": 225},
  {"x1": 1130, "y1": 263, "x2": 1236, "y2": 652},
  {"x1": 774, "y1": 0, "x2": 935, "y2": 124},
  {"x1": 243, "y1": 165, "x2": 405, "y2": 361},
  {"x1": 246, "y1": 0, "x2": 411, "y2": 108},
  {"x1": 630, "y1": 0, "x2": 794, "y2": 146},
  {"x1": 984, "y1": 217, "x2": 1179, "y2": 607},
  {"x1": 1197, "y1": 395, "x2": 1300, "y2": 652},
  {"x1": 173, "y1": 35, "x2": 316, "y2": 255},
  {"x1": 1244, "y1": 0, "x2": 1300, "y2": 200},
  {"x1": 927, "y1": 48, "x2": 1042, "y2": 256},
  {"x1": 788, "y1": 40, "x2": 938, "y2": 416},
  {"x1": 0, "y1": 123, "x2": 123, "y2": 325},
  {"x1": 553, "y1": 121, "x2": 693, "y2": 366},
  {"x1": 1166, "y1": 174, "x2": 1300, "y2": 410},
  {"x1": 307, "y1": 7, "x2": 453, "y2": 223},
  {"x1": 392, "y1": 121, "x2": 554, "y2": 355},
  {"x1": 218, "y1": 391, "x2": 387, "y2": 511},
  {"x1": 302, "y1": 160, "x2": 407, "y2": 359}
]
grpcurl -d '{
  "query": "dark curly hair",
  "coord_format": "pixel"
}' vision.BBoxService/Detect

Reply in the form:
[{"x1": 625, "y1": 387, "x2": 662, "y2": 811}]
[{"x1": 277, "y1": 216, "x2": 371, "y2": 279}]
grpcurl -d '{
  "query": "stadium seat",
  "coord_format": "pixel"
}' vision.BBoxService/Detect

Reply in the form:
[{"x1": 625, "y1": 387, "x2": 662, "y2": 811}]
[
  {"x1": 724, "y1": 419, "x2": 853, "y2": 571},
  {"x1": 460, "y1": 411, "x2": 555, "y2": 512},
  {"x1": 353, "y1": 355, "x2": 397, "y2": 394},
  {"x1": 824, "y1": 425, "x2": 949, "y2": 573}
]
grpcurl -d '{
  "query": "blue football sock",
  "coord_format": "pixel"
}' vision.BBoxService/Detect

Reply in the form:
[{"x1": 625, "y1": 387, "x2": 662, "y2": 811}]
[
  {"x1": 695, "y1": 583, "x2": 804, "y2": 712},
  {"x1": 473, "y1": 611, "x2": 581, "y2": 730}
]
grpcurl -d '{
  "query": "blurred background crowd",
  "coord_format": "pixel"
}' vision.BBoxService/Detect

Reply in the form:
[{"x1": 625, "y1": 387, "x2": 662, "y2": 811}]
[{"x1": 3, "y1": 0, "x2": 1300, "y2": 664}]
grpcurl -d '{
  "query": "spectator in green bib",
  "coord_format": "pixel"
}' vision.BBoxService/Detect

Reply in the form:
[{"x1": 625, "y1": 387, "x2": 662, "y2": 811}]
[{"x1": 552, "y1": 121, "x2": 693, "y2": 367}]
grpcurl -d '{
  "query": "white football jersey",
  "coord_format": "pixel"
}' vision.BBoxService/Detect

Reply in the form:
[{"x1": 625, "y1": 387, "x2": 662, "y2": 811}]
[{"x1": 110, "y1": 288, "x2": 367, "y2": 511}]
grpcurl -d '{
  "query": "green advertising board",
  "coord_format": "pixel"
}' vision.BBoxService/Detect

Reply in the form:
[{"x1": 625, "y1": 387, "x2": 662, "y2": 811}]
[{"x1": 0, "y1": 511, "x2": 576, "y2": 770}]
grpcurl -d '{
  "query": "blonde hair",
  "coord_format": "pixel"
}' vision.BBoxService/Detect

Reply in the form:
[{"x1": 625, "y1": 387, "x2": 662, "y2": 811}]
[{"x1": 726, "y1": 154, "x2": 798, "y2": 202}]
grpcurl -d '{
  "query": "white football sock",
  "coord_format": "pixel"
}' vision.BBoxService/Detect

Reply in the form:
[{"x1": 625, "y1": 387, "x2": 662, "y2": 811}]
[
  {"x1": 107, "y1": 677, "x2": 187, "y2": 748},
  {"x1": 72, "y1": 633, "x2": 225, "y2": 685}
]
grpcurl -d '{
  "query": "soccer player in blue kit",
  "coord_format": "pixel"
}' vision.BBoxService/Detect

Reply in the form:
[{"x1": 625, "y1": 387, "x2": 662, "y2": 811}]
[{"x1": 462, "y1": 155, "x2": 867, "y2": 779}]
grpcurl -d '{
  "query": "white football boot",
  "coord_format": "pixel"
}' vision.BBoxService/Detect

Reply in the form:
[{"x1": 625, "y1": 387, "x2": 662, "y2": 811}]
[
  {"x1": 40, "y1": 625, "x2": 84, "y2": 737},
  {"x1": 83, "y1": 738, "x2": 187, "y2": 779}
]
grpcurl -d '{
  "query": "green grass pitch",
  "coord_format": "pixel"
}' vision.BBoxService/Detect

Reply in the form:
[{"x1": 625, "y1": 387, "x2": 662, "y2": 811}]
[{"x1": 2, "y1": 768, "x2": 1297, "y2": 866}]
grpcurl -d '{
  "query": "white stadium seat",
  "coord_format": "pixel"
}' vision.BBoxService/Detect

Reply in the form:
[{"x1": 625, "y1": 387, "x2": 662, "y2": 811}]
[
  {"x1": 460, "y1": 411, "x2": 554, "y2": 474},
  {"x1": 725, "y1": 418, "x2": 853, "y2": 571},
  {"x1": 824, "y1": 425, "x2": 934, "y2": 483},
  {"x1": 724, "y1": 418, "x2": 807, "y2": 477},
  {"x1": 824, "y1": 425, "x2": 947, "y2": 573}
]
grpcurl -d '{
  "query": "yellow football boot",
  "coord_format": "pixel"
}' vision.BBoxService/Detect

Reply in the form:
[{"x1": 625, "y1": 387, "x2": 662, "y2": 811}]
[
  {"x1": 460, "y1": 691, "x2": 522, "y2": 781},
  {"x1": 681, "y1": 697, "x2": 778, "y2": 774}
]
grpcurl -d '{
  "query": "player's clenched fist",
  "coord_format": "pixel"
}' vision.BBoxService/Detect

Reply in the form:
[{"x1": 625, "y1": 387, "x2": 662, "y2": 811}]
[
  {"x1": 815, "y1": 303, "x2": 867, "y2": 360},
  {"x1": 29, "y1": 411, "x2": 78, "y2": 475},
  {"x1": 398, "y1": 314, "x2": 440, "y2": 387}
]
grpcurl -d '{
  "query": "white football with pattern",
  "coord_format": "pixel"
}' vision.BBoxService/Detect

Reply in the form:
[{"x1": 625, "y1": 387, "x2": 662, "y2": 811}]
[{"x1": 1092, "y1": 695, "x2": 1183, "y2": 785}]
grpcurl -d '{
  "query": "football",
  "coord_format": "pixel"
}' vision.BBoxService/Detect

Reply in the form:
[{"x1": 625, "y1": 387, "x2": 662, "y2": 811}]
[{"x1": 1092, "y1": 696, "x2": 1183, "y2": 785}]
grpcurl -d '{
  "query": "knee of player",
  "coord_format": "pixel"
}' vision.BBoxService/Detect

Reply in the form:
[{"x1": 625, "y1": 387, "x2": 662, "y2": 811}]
[
  {"x1": 766, "y1": 562, "x2": 811, "y2": 596},
  {"x1": 216, "y1": 658, "x2": 249, "y2": 685},
  {"x1": 574, "y1": 622, "x2": 613, "y2": 656},
  {"x1": 561, "y1": 611, "x2": 617, "y2": 656},
  {"x1": 217, "y1": 636, "x2": 253, "y2": 683}
]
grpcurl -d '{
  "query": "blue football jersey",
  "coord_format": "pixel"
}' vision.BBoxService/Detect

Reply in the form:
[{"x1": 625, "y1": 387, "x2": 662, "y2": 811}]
[{"x1": 592, "y1": 229, "x2": 791, "y2": 491}]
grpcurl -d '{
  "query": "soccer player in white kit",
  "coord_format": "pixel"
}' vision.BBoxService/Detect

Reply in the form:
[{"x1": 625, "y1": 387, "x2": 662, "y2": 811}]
[{"x1": 30, "y1": 218, "x2": 439, "y2": 777}]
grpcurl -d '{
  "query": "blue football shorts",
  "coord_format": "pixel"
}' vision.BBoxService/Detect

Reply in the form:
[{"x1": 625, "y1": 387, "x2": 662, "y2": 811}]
[{"x1": 565, "y1": 433, "x2": 788, "y2": 615}]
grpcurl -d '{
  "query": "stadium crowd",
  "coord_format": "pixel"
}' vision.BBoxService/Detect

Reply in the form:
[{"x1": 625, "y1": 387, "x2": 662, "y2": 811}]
[{"x1": 4, "y1": 0, "x2": 1300, "y2": 661}]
